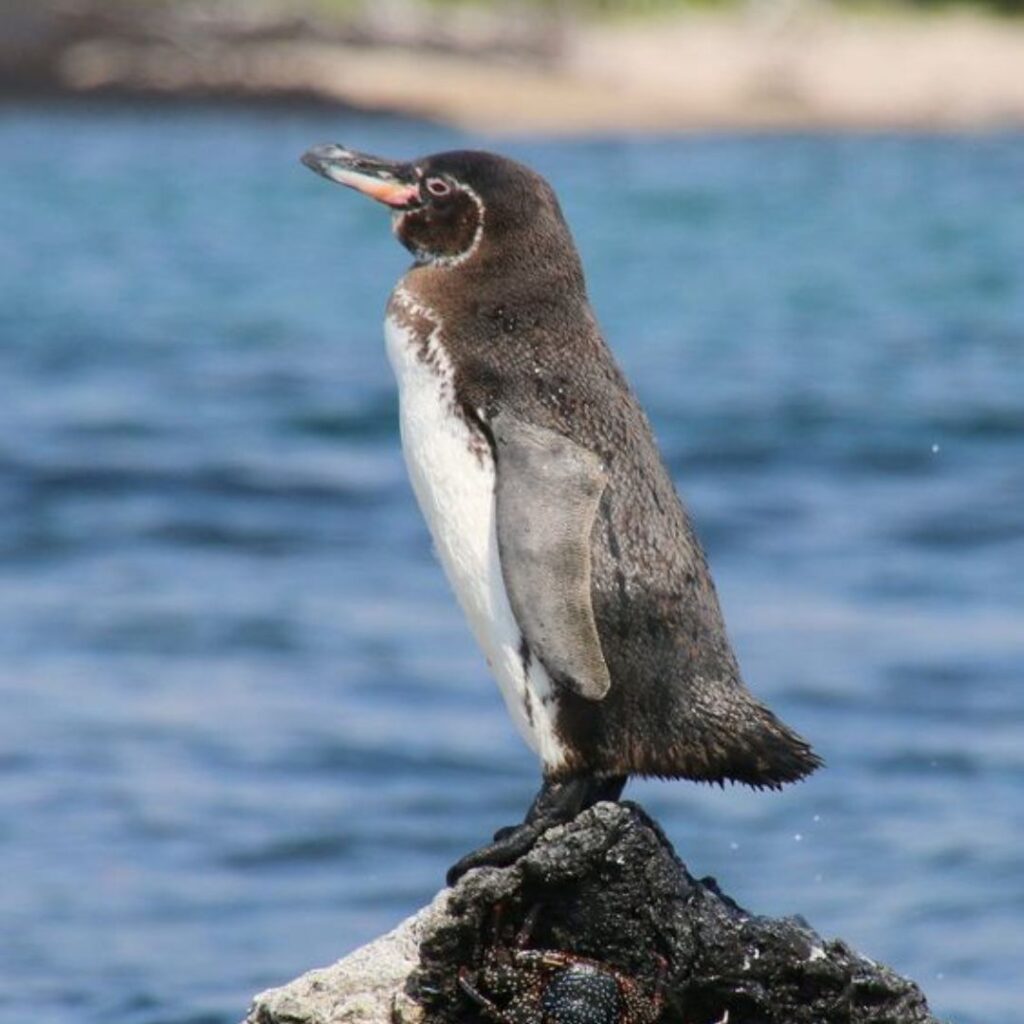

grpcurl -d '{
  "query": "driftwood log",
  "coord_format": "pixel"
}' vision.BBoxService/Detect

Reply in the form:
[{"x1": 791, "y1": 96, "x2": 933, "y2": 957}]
[{"x1": 245, "y1": 802, "x2": 940, "y2": 1024}]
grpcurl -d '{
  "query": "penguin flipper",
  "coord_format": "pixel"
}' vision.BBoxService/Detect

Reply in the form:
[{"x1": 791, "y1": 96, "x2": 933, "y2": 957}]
[{"x1": 491, "y1": 410, "x2": 611, "y2": 701}]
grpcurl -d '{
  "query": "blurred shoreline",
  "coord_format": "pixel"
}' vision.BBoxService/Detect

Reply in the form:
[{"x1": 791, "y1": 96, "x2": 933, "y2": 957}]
[{"x1": 4, "y1": 0, "x2": 1024, "y2": 132}]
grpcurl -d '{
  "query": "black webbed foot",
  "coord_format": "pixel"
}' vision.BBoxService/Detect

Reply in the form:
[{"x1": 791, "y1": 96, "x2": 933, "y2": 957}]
[
  {"x1": 447, "y1": 774, "x2": 627, "y2": 886},
  {"x1": 447, "y1": 822, "x2": 545, "y2": 886}
]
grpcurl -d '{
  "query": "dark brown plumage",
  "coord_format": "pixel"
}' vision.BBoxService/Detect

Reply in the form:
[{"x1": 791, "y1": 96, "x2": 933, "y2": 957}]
[
  {"x1": 301, "y1": 145, "x2": 821, "y2": 881},
  {"x1": 391, "y1": 150, "x2": 819, "y2": 788}
]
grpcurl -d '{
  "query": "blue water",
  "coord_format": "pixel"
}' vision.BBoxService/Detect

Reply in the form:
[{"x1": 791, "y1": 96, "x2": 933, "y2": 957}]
[{"x1": 0, "y1": 103, "x2": 1022, "y2": 1024}]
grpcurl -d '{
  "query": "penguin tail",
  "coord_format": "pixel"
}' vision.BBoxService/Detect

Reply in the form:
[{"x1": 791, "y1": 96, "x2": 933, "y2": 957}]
[
  {"x1": 731, "y1": 704, "x2": 822, "y2": 788},
  {"x1": 708, "y1": 698, "x2": 823, "y2": 789},
  {"x1": 639, "y1": 695, "x2": 823, "y2": 790}
]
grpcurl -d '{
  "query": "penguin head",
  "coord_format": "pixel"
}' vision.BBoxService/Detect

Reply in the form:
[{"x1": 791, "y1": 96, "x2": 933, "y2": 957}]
[{"x1": 301, "y1": 145, "x2": 577, "y2": 273}]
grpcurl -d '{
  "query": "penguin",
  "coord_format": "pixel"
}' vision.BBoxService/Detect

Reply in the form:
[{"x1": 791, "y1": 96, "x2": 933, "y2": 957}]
[{"x1": 300, "y1": 145, "x2": 822, "y2": 884}]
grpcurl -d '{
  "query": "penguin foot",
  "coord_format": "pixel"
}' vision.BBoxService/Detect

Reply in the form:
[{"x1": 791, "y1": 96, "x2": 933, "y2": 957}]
[
  {"x1": 446, "y1": 774, "x2": 627, "y2": 886},
  {"x1": 446, "y1": 822, "x2": 545, "y2": 886}
]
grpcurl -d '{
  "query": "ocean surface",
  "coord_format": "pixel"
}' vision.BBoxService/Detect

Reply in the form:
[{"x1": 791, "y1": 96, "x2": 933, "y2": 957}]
[{"x1": 0, "y1": 103, "x2": 1021, "y2": 1024}]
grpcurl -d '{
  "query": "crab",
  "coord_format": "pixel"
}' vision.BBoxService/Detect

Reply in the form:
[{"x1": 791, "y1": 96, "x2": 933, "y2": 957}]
[{"x1": 457, "y1": 906, "x2": 667, "y2": 1024}]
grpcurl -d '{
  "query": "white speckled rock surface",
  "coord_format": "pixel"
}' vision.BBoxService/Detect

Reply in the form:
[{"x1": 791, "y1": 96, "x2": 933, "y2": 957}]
[{"x1": 245, "y1": 889, "x2": 452, "y2": 1024}]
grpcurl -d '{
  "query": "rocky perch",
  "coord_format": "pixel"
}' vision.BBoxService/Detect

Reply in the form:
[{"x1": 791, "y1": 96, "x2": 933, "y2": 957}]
[{"x1": 245, "y1": 802, "x2": 940, "y2": 1024}]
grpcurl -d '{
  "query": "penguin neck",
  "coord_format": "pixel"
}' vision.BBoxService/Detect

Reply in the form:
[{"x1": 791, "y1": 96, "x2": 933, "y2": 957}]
[{"x1": 398, "y1": 240, "x2": 588, "y2": 325}]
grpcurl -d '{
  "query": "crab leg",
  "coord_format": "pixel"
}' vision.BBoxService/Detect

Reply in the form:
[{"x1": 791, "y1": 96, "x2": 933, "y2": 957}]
[
  {"x1": 650, "y1": 954, "x2": 668, "y2": 1015},
  {"x1": 458, "y1": 967, "x2": 516, "y2": 1024},
  {"x1": 515, "y1": 904, "x2": 543, "y2": 949}
]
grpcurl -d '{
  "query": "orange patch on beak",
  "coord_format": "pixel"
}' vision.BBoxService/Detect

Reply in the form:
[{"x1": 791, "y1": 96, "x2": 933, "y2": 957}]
[{"x1": 328, "y1": 168, "x2": 420, "y2": 208}]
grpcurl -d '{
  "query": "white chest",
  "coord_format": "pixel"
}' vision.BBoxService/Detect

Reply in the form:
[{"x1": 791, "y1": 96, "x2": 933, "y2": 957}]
[{"x1": 383, "y1": 290, "x2": 564, "y2": 770}]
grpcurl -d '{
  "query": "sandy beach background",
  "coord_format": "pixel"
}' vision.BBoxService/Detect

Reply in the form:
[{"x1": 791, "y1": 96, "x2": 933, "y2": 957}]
[{"x1": 4, "y1": 0, "x2": 1024, "y2": 132}]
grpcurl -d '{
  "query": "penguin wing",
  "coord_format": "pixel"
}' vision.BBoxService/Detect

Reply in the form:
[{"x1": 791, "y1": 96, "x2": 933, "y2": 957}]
[{"x1": 491, "y1": 410, "x2": 612, "y2": 701}]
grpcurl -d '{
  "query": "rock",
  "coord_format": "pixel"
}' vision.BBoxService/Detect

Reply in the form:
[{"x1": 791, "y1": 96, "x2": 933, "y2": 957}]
[
  {"x1": 246, "y1": 889, "x2": 449, "y2": 1024},
  {"x1": 245, "y1": 802, "x2": 941, "y2": 1024}
]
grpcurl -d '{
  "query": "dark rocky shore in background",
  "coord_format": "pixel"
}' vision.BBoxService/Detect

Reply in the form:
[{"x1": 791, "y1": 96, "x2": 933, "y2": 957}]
[
  {"x1": 6, "y1": 0, "x2": 1024, "y2": 132},
  {"x1": 0, "y1": 0, "x2": 561, "y2": 107},
  {"x1": 247, "y1": 803, "x2": 941, "y2": 1024}
]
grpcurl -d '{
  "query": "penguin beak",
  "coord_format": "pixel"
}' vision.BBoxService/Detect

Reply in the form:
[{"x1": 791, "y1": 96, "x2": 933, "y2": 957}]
[{"x1": 300, "y1": 144, "x2": 421, "y2": 208}]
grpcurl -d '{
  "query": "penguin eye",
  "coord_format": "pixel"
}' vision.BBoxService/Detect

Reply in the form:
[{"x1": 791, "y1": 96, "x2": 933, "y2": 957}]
[{"x1": 425, "y1": 177, "x2": 451, "y2": 198}]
